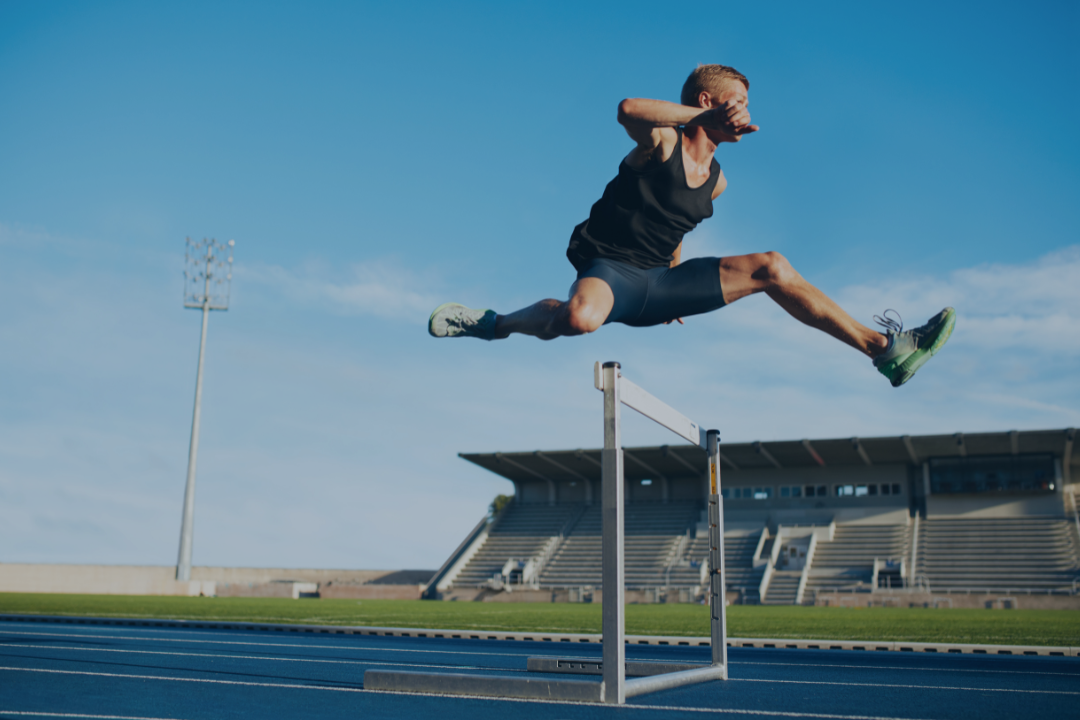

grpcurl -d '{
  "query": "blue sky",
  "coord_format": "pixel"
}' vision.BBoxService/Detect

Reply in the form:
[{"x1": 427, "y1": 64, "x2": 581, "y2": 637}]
[{"x1": 1, "y1": 1, "x2": 1077, "y2": 571}]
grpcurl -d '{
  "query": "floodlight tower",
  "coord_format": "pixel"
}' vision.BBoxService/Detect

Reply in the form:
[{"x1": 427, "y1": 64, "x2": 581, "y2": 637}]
[{"x1": 176, "y1": 237, "x2": 234, "y2": 582}]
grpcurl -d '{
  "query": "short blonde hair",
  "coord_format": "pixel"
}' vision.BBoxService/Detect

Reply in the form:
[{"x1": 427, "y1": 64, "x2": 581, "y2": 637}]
[{"x1": 680, "y1": 64, "x2": 749, "y2": 107}]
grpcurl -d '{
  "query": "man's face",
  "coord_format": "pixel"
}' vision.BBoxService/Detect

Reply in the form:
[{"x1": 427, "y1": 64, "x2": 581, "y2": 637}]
[{"x1": 704, "y1": 81, "x2": 750, "y2": 143}]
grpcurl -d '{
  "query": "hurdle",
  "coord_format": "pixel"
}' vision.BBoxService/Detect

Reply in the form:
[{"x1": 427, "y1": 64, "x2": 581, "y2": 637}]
[{"x1": 365, "y1": 361, "x2": 728, "y2": 704}]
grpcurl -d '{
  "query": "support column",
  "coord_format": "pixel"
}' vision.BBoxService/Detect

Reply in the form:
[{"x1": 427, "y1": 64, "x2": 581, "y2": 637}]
[
  {"x1": 601, "y1": 362, "x2": 625, "y2": 704},
  {"x1": 177, "y1": 301, "x2": 210, "y2": 582}
]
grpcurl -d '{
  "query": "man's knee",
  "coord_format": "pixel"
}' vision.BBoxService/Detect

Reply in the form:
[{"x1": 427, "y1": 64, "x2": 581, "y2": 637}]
[
  {"x1": 757, "y1": 251, "x2": 797, "y2": 287},
  {"x1": 565, "y1": 302, "x2": 606, "y2": 335}
]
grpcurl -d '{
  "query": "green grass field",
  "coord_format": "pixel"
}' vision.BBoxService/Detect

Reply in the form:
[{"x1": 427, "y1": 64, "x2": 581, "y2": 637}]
[{"x1": 2, "y1": 593, "x2": 1078, "y2": 646}]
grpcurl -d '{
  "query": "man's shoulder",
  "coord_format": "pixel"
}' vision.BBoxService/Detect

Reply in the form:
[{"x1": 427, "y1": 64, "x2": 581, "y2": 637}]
[{"x1": 624, "y1": 126, "x2": 681, "y2": 170}]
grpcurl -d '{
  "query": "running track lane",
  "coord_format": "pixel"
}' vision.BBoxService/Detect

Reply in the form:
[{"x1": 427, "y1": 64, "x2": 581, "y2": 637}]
[{"x1": 0, "y1": 620, "x2": 1077, "y2": 720}]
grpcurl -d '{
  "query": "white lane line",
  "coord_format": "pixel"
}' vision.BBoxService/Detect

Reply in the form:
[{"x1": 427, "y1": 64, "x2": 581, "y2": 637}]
[
  {"x1": 0, "y1": 643, "x2": 517, "y2": 673},
  {"x1": 736, "y1": 678, "x2": 1080, "y2": 695},
  {"x1": 380, "y1": 689, "x2": 946, "y2": 720},
  {"x1": 0, "y1": 713, "x2": 182, "y2": 720},
  {"x1": 0, "y1": 629, "x2": 528, "y2": 659},
  {"x1": 0, "y1": 665, "x2": 365, "y2": 692},
  {"x1": 737, "y1": 660, "x2": 1079, "y2": 678},
  {"x1": 2, "y1": 664, "x2": 1075, "y2": 697},
  {"x1": 0, "y1": 667, "x2": 941, "y2": 719}
]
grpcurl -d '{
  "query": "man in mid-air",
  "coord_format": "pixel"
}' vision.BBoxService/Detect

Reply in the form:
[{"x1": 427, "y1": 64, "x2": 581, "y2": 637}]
[{"x1": 428, "y1": 64, "x2": 954, "y2": 387}]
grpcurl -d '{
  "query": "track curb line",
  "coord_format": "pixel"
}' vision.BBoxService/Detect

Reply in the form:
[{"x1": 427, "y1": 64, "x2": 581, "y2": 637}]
[{"x1": 0, "y1": 613, "x2": 1075, "y2": 657}]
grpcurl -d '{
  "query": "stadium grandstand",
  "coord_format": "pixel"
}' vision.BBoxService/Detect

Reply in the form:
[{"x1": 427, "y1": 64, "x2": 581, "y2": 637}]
[{"x1": 425, "y1": 428, "x2": 1080, "y2": 608}]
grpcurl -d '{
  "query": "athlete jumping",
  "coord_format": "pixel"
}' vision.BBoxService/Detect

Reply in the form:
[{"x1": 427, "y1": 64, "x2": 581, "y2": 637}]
[{"x1": 428, "y1": 64, "x2": 954, "y2": 387}]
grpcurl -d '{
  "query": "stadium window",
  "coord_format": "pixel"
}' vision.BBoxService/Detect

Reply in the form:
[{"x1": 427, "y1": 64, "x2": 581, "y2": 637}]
[
  {"x1": 855, "y1": 485, "x2": 869, "y2": 497},
  {"x1": 804, "y1": 485, "x2": 815, "y2": 497},
  {"x1": 867, "y1": 484, "x2": 878, "y2": 496},
  {"x1": 780, "y1": 486, "x2": 790, "y2": 498},
  {"x1": 835, "y1": 485, "x2": 854, "y2": 497},
  {"x1": 929, "y1": 454, "x2": 1054, "y2": 494},
  {"x1": 720, "y1": 488, "x2": 730, "y2": 499},
  {"x1": 791, "y1": 486, "x2": 802, "y2": 497},
  {"x1": 641, "y1": 479, "x2": 652, "y2": 485},
  {"x1": 892, "y1": 483, "x2": 903, "y2": 495},
  {"x1": 753, "y1": 487, "x2": 773, "y2": 500},
  {"x1": 881, "y1": 484, "x2": 891, "y2": 495},
  {"x1": 817, "y1": 485, "x2": 827, "y2": 497}
]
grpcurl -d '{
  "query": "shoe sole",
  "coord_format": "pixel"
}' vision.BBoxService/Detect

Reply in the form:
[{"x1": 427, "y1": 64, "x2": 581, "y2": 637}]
[
  {"x1": 892, "y1": 308, "x2": 956, "y2": 387},
  {"x1": 428, "y1": 302, "x2": 464, "y2": 337}
]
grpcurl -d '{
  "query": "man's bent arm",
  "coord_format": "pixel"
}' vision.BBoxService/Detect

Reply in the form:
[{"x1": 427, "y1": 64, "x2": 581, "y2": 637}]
[
  {"x1": 618, "y1": 98, "x2": 706, "y2": 129},
  {"x1": 618, "y1": 98, "x2": 754, "y2": 133}
]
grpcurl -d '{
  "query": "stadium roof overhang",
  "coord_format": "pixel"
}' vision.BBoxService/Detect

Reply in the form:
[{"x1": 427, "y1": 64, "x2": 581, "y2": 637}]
[{"x1": 460, "y1": 428, "x2": 1077, "y2": 485}]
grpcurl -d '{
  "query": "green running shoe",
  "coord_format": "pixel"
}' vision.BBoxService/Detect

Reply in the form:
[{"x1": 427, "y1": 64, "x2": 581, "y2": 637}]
[
  {"x1": 428, "y1": 302, "x2": 498, "y2": 340},
  {"x1": 872, "y1": 307, "x2": 956, "y2": 387}
]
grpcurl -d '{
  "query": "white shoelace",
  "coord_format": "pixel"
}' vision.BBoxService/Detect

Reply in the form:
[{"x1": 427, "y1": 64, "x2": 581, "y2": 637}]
[{"x1": 873, "y1": 309, "x2": 903, "y2": 334}]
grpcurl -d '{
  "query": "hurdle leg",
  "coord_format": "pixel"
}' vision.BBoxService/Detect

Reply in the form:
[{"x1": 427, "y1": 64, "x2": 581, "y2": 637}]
[
  {"x1": 600, "y1": 361, "x2": 626, "y2": 704},
  {"x1": 707, "y1": 429, "x2": 728, "y2": 676}
]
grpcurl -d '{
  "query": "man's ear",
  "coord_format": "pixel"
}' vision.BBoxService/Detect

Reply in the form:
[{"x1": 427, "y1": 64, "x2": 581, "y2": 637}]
[{"x1": 697, "y1": 91, "x2": 713, "y2": 108}]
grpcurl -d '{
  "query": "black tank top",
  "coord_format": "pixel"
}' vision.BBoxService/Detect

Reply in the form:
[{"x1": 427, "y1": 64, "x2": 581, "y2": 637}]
[{"x1": 567, "y1": 128, "x2": 721, "y2": 271}]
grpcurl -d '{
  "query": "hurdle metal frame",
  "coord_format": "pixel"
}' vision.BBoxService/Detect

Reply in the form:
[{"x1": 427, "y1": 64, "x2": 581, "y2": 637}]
[{"x1": 365, "y1": 361, "x2": 727, "y2": 704}]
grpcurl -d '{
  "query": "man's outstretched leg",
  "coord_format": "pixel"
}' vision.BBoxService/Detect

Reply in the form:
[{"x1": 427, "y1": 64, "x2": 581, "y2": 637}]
[
  {"x1": 719, "y1": 252, "x2": 955, "y2": 387},
  {"x1": 428, "y1": 278, "x2": 614, "y2": 341}
]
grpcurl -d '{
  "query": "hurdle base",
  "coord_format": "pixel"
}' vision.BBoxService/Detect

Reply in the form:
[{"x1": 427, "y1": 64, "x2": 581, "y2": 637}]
[
  {"x1": 527, "y1": 656, "x2": 708, "y2": 677},
  {"x1": 364, "y1": 669, "x2": 604, "y2": 702},
  {"x1": 364, "y1": 663, "x2": 726, "y2": 704},
  {"x1": 625, "y1": 664, "x2": 727, "y2": 698}
]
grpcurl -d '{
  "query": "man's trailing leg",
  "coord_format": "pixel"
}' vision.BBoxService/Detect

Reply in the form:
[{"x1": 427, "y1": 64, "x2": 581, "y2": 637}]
[{"x1": 428, "y1": 277, "x2": 615, "y2": 341}]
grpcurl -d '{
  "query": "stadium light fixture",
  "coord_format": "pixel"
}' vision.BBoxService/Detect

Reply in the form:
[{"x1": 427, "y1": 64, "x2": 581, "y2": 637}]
[{"x1": 176, "y1": 237, "x2": 235, "y2": 582}]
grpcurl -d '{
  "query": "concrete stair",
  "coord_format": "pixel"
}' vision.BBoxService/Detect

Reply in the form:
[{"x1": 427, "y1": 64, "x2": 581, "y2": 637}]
[{"x1": 763, "y1": 570, "x2": 801, "y2": 605}]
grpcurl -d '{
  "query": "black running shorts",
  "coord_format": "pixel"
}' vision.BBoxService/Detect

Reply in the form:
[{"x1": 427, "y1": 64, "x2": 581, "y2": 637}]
[{"x1": 575, "y1": 257, "x2": 727, "y2": 327}]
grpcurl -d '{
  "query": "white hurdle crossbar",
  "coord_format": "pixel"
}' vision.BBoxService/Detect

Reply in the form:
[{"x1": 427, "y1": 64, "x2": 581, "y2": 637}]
[{"x1": 364, "y1": 361, "x2": 728, "y2": 704}]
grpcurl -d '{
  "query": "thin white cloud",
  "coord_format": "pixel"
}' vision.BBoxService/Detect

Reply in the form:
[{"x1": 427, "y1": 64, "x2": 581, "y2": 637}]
[
  {"x1": 839, "y1": 245, "x2": 1080, "y2": 354},
  {"x1": 242, "y1": 261, "x2": 440, "y2": 320}
]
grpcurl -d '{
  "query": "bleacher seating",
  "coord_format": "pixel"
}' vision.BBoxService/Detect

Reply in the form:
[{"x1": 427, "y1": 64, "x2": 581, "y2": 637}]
[
  {"x1": 448, "y1": 504, "x2": 1080, "y2": 599},
  {"x1": 665, "y1": 529, "x2": 765, "y2": 603},
  {"x1": 450, "y1": 504, "x2": 575, "y2": 587},
  {"x1": 917, "y1": 517, "x2": 1080, "y2": 593},
  {"x1": 538, "y1": 502, "x2": 701, "y2": 589},
  {"x1": 804, "y1": 524, "x2": 909, "y2": 599}
]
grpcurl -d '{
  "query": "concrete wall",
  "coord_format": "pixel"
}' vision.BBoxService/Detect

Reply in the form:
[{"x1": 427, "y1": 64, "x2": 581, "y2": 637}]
[
  {"x1": 926, "y1": 493, "x2": 1065, "y2": 518},
  {"x1": 816, "y1": 592, "x2": 1080, "y2": 610},
  {"x1": 187, "y1": 567, "x2": 391, "y2": 585},
  {"x1": 0, "y1": 564, "x2": 196, "y2": 596},
  {"x1": 320, "y1": 584, "x2": 422, "y2": 600},
  {"x1": 0, "y1": 564, "x2": 398, "y2": 596},
  {"x1": 439, "y1": 587, "x2": 703, "y2": 604}
]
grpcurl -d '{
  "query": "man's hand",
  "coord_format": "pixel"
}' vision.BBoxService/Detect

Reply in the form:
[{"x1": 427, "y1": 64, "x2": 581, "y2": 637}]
[
  {"x1": 664, "y1": 317, "x2": 685, "y2": 326},
  {"x1": 693, "y1": 99, "x2": 759, "y2": 136}
]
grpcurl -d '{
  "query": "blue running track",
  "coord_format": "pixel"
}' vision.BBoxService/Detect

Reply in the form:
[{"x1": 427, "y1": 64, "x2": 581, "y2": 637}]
[{"x1": 0, "y1": 618, "x2": 1077, "y2": 719}]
